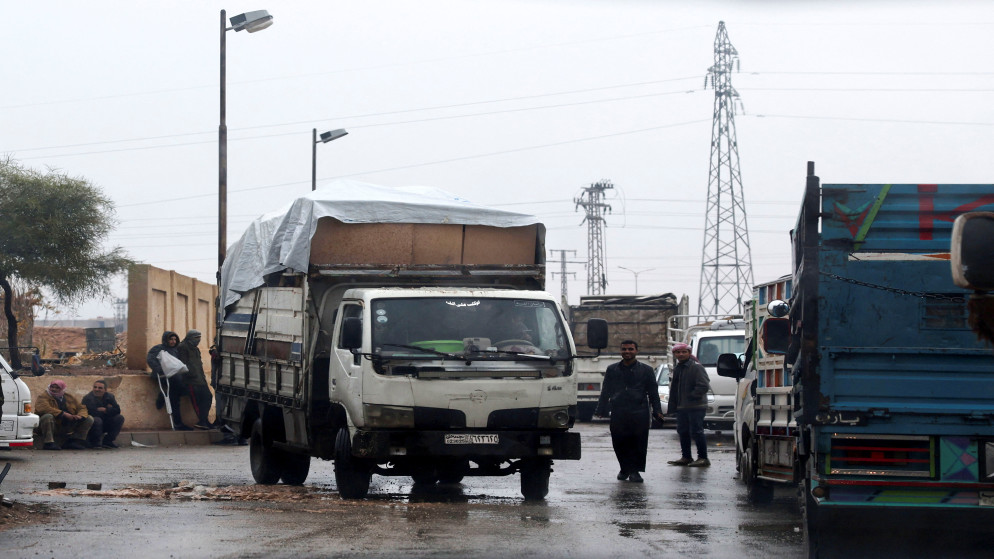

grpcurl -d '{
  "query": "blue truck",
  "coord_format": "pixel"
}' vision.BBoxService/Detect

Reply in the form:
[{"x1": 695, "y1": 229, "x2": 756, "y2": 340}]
[{"x1": 719, "y1": 162, "x2": 994, "y2": 556}]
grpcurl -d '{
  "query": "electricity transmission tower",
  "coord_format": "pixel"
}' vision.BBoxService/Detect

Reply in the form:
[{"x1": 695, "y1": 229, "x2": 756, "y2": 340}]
[
  {"x1": 575, "y1": 180, "x2": 613, "y2": 296},
  {"x1": 698, "y1": 21, "x2": 753, "y2": 316},
  {"x1": 548, "y1": 249, "x2": 581, "y2": 309}
]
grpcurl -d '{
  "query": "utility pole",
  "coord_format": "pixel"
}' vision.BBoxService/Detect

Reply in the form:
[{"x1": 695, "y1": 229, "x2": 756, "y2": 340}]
[
  {"x1": 548, "y1": 249, "x2": 582, "y2": 310},
  {"x1": 113, "y1": 298, "x2": 128, "y2": 334},
  {"x1": 698, "y1": 21, "x2": 753, "y2": 316},
  {"x1": 575, "y1": 180, "x2": 613, "y2": 296}
]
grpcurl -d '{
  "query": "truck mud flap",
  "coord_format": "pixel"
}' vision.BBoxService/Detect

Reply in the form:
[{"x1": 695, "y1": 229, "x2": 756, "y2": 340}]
[{"x1": 351, "y1": 430, "x2": 581, "y2": 461}]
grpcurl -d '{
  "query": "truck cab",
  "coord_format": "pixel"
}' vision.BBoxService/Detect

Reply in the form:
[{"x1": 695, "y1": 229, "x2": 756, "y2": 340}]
[
  {"x1": 1, "y1": 354, "x2": 40, "y2": 449},
  {"x1": 687, "y1": 319, "x2": 745, "y2": 432}
]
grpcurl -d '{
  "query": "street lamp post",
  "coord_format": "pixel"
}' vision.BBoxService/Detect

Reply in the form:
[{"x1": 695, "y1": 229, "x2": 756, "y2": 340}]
[
  {"x1": 219, "y1": 8, "x2": 273, "y2": 276},
  {"x1": 618, "y1": 266, "x2": 655, "y2": 295},
  {"x1": 312, "y1": 128, "x2": 348, "y2": 191}
]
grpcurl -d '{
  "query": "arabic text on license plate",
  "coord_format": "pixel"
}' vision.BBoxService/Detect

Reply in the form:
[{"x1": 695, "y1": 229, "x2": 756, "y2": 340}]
[
  {"x1": 444, "y1": 434, "x2": 499, "y2": 445},
  {"x1": 0, "y1": 420, "x2": 13, "y2": 432}
]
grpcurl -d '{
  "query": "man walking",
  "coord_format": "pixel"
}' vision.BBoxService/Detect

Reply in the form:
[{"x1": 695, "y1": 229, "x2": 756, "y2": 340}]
[
  {"x1": 595, "y1": 340, "x2": 664, "y2": 483},
  {"x1": 82, "y1": 379, "x2": 125, "y2": 448},
  {"x1": 667, "y1": 343, "x2": 711, "y2": 467}
]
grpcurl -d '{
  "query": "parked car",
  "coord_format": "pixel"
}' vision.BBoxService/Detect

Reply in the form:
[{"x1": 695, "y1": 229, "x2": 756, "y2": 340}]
[{"x1": 651, "y1": 363, "x2": 673, "y2": 429}]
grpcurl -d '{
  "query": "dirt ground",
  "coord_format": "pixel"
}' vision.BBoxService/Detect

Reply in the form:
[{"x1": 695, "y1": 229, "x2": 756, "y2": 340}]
[{"x1": 0, "y1": 499, "x2": 58, "y2": 532}]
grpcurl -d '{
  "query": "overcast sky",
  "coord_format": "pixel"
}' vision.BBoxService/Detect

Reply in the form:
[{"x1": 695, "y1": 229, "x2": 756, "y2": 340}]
[{"x1": 4, "y1": 0, "x2": 992, "y2": 321}]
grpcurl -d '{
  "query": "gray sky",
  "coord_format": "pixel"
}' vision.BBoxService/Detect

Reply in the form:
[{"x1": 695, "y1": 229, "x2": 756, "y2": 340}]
[{"x1": 4, "y1": 0, "x2": 992, "y2": 321}]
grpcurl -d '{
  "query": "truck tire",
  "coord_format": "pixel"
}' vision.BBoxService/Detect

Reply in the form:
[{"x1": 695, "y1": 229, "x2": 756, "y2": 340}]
[
  {"x1": 410, "y1": 460, "x2": 439, "y2": 485},
  {"x1": 334, "y1": 428, "x2": 371, "y2": 499},
  {"x1": 280, "y1": 452, "x2": 311, "y2": 486},
  {"x1": 250, "y1": 418, "x2": 282, "y2": 485},
  {"x1": 437, "y1": 459, "x2": 468, "y2": 484},
  {"x1": 741, "y1": 445, "x2": 774, "y2": 504},
  {"x1": 520, "y1": 458, "x2": 552, "y2": 500},
  {"x1": 801, "y1": 478, "x2": 822, "y2": 558},
  {"x1": 577, "y1": 404, "x2": 595, "y2": 423}
]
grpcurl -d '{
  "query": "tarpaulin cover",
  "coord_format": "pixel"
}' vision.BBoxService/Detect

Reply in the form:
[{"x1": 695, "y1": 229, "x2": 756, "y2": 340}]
[{"x1": 219, "y1": 179, "x2": 540, "y2": 310}]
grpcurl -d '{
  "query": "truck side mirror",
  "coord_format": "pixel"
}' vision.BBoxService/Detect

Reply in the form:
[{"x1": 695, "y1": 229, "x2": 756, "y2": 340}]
[
  {"x1": 768, "y1": 299, "x2": 790, "y2": 318},
  {"x1": 761, "y1": 318, "x2": 790, "y2": 355},
  {"x1": 341, "y1": 317, "x2": 363, "y2": 350},
  {"x1": 586, "y1": 318, "x2": 608, "y2": 350},
  {"x1": 952, "y1": 212, "x2": 994, "y2": 291},
  {"x1": 716, "y1": 352, "x2": 744, "y2": 380}
]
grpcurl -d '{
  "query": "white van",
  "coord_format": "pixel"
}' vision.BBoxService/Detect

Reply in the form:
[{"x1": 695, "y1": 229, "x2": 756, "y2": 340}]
[
  {"x1": 1, "y1": 354, "x2": 40, "y2": 449},
  {"x1": 688, "y1": 320, "x2": 745, "y2": 433}
]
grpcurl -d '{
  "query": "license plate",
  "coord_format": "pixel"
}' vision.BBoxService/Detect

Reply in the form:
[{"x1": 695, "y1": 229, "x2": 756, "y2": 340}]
[
  {"x1": 981, "y1": 492, "x2": 994, "y2": 507},
  {"x1": 444, "y1": 434, "x2": 499, "y2": 445},
  {"x1": 0, "y1": 420, "x2": 13, "y2": 432}
]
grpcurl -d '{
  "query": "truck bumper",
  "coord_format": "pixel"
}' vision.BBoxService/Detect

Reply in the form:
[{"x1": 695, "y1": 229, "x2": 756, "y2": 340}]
[{"x1": 351, "y1": 429, "x2": 581, "y2": 461}]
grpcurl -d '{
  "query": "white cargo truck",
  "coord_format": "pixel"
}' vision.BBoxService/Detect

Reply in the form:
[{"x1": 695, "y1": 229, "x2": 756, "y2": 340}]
[
  {"x1": 216, "y1": 183, "x2": 604, "y2": 500},
  {"x1": 569, "y1": 294, "x2": 681, "y2": 423}
]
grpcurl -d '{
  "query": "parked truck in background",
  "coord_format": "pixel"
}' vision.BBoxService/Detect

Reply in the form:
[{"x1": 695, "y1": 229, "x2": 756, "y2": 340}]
[
  {"x1": 721, "y1": 275, "x2": 792, "y2": 503},
  {"x1": 569, "y1": 294, "x2": 681, "y2": 423},
  {"x1": 669, "y1": 315, "x2": 745, "y2": 432},
  {"x1": 718, "y1": 163, "x2": 994, "y2": 555},
  {"x1": 215, "y1": 184, "x2": 602, "y2": 500}
]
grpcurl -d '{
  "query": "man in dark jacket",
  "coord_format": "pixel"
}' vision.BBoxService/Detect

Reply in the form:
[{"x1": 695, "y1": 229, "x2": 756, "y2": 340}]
[
  {"x1": 82, "y1": 379, "x2": 125, "y2": 448},
  {"x1": 595, "y1": 340, "x2": 664, "y2": 483},
  {"x1": 667, "y1": 343, "x2": 712, "y2": 467},
  {"x1": 177, "y1": 329, "x2": 214, "y2": 430},
  {"x1": 147, "y1": 331, "x2": 191, "y2": 430}
]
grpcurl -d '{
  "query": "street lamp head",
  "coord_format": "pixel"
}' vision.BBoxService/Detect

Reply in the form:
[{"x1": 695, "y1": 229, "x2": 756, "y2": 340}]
[
  {"x1": 319, "y1": 129, "x2": 349, "y2": 143},
  {"x1": 229, "y1": 10, "x2": 274, "y2": 33}
]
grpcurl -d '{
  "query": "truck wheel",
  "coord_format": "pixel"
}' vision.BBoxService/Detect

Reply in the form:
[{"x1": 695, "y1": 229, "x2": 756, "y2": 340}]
[
  {"x1": 577, "y1": 404, "x2": 594, "y2": 423},
  {"x1": 741, "y1": 445, "x2": 774, "y2": 504},
  {"x1": 334, "y1": 428, "x2": 371, "y2": 499},
  {"x1": 801, "y1": 478, "x2": 821, "y2": 557},
  {"x1": 250, "y1": 418, "x2": 282, "y2": 485},
  {"x1": 520, "y1": 458, "x2": 552, "y2": 501},
  {"x1": 437, "y1": 459, "x2": 468, "y2": 484},
  {"x1": 410, "y1": 460, "x2": 438, "y2": 485},
  {"x1": 280, "y1": 452, "x2": 311, "y2": 486}
]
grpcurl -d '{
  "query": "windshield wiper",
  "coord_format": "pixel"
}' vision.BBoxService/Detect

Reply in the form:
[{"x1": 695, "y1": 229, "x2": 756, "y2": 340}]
[
  {"x1": 470, "y1": 348, "x2": 552, "y2": 361},
  {"x1": 380, "y1": 343, "x2": 458, "y2": 359}
]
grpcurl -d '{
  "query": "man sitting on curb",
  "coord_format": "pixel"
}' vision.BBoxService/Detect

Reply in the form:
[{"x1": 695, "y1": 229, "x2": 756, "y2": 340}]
[
  {"x1": 82, "y1": 379, "x2": 125, "y2": 449},
  {"x1": 35, "y1": 379, "x2": 93, "y2": 450}
]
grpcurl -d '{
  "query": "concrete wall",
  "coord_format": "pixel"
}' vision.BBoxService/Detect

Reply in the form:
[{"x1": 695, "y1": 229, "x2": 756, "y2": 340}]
[
  {"x1": 23, "y1": 374, "x2": 213, "y2": 431},
  {"x1": 127, "y1": 265, "x2": 217, "y2": 372}
]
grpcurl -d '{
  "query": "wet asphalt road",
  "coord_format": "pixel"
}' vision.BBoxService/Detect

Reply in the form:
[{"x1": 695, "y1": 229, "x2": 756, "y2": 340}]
[{"x1": 0, "y1": 423, "x2": 805, "y2": 558}]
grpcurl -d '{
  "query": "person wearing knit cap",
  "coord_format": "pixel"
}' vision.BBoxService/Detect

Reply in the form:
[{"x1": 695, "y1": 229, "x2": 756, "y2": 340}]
[
  {"x1": 34, "y1": 379, "x2": 93, "y2": 450},
  {"x1": 177, "y1": 329, "x2": 215, "y2": 430},
  {"x1": 667, "y1": 343, "x2": 712, "y2": 467}
]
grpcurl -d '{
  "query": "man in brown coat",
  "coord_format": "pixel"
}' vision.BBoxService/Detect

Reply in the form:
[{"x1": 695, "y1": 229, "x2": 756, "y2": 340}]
[{"x1": 35, "y1": 379, "x2": 93, "y2": 450}]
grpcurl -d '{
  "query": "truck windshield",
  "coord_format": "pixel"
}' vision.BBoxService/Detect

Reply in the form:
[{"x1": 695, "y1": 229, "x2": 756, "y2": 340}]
[
  {"x1": 696, "y1": 335, "x2": 745, "y2": 366},
  {"x1": 371, "y1": 297, "x2": 570, "y2": 359}
]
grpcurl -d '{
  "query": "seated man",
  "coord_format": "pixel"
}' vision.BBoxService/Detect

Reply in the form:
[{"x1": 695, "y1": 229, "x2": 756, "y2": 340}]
[
  {"x1": 35, "y1": 379, "x2": 93, "y2": 450},
  {"x1": 82, "y1": 379, "x2": 125, "y2": 449}
]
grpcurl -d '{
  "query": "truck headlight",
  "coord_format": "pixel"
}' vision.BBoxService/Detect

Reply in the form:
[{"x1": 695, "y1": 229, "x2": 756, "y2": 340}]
[
  {"x1": 363, "y1": 404, "x2": 415, "y2": 429},
  {"x1": 537, "y1": 406, "x2": 570, "y2": 429}
]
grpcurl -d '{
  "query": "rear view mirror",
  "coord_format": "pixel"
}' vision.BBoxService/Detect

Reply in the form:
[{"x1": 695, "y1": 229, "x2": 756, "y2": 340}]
[
  {"x1": 716, "y1": 352, "x2": 744, "y2": 380},
  {"x1": 761, "y1": 318, "x2": 790, "y2": 355},
  {"x1": 768, "y1": 300, "x2": 790, "y2": 318},
  {"x1": 952, "y1": 212, "x2": 994, "y2": 291},
  {"x1": 341, "y1": 317, "x2": 363, "y2": 350},
  {"x1": 586, "y1": 318, "x2": 608, "y2": 350}
]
